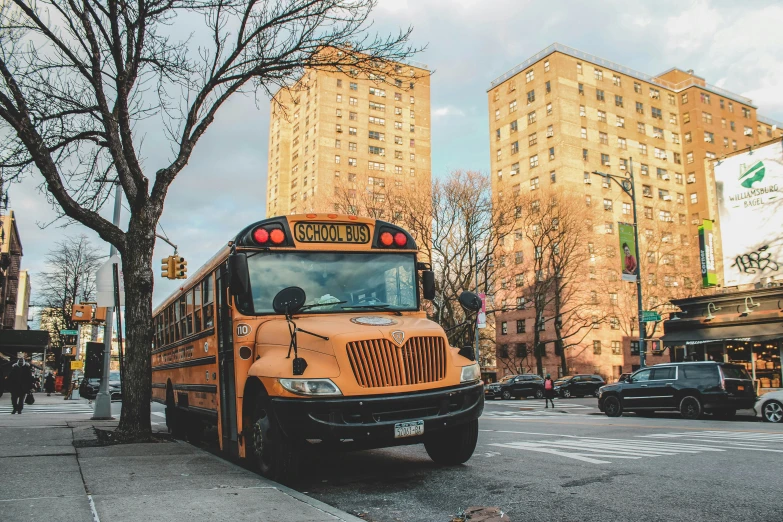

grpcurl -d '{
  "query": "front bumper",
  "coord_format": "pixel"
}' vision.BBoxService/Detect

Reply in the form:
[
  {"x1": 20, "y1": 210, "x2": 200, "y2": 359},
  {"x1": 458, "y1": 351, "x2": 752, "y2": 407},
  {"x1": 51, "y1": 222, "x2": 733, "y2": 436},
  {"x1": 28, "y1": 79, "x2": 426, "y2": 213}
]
[
  {"x1": 484, "y1": 387, "x2": 501, "y2": 398},
  {"x1": 270, "y1": 382, "x2": 484, "y2": 445}
]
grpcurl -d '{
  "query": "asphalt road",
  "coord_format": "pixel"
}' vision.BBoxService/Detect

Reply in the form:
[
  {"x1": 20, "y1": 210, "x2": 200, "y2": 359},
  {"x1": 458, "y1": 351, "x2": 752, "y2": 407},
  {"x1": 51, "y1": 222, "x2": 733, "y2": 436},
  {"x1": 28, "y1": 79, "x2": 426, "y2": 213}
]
[{"x1": 291, "y1": 396, "x2": 783, "y2": 522}]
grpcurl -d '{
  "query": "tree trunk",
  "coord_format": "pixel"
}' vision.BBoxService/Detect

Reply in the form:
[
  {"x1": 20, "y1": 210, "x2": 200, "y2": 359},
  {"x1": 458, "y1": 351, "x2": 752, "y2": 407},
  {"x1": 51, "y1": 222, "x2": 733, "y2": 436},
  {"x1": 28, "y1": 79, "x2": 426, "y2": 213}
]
[
  {"x1": 533, "y1": 328, "x2": 543, "y2": 376},
  {"x1": 116, "y1": 223, "x2": 155, "y2": 441}
]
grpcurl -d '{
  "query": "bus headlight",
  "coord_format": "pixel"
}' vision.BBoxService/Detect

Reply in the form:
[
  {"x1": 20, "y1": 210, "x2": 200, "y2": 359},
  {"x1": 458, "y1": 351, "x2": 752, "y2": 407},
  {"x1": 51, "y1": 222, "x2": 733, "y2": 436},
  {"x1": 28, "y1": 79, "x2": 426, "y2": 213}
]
[
  {"x1": 460, "y1": 363, "x2": 481, "y2": 383},
  {"x1": 279, "y1": 378, "x2": 343, "y2": 396}
]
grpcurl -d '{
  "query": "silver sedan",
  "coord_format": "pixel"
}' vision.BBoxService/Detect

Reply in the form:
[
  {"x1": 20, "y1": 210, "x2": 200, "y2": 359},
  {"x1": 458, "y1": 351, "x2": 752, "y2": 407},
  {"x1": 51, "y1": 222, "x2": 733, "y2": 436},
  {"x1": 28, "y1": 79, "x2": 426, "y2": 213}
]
[{"x1": 755, "y1": 390, "x2": 783, "y2": 423}]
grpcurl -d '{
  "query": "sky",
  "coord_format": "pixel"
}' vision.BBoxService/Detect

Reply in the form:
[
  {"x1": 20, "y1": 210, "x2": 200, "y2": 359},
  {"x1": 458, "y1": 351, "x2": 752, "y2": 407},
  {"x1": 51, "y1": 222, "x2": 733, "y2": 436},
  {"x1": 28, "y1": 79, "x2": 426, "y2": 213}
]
[{"x1": 7, "y1": 0, "x2": 783, "y2": 310}]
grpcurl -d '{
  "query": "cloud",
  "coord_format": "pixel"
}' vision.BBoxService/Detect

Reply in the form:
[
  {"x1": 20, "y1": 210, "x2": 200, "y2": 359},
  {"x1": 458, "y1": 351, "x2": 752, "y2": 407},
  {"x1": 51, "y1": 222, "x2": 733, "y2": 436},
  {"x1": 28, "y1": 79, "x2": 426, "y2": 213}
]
[{"x1": 432, "y1": 105, "x2": 466, "y2": 118}]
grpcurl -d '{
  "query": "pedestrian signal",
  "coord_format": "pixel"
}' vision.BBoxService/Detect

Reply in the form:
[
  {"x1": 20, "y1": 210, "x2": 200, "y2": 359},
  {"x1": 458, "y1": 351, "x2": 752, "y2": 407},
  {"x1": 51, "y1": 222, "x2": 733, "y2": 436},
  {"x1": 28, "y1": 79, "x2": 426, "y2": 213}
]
[
  {"x1": 161, "y1": 256, "x2": 175, "y2": 279},
  {"x1": 174, "y1": 257, "x2": 187, "y2": 279}
]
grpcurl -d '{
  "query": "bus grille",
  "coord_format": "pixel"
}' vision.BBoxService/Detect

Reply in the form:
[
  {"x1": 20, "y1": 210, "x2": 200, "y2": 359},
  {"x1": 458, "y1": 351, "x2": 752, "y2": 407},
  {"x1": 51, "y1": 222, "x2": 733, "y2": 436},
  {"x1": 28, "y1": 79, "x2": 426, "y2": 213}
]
[{"x1": 346, "y1": 337, "x2": 447, "y2": 388}]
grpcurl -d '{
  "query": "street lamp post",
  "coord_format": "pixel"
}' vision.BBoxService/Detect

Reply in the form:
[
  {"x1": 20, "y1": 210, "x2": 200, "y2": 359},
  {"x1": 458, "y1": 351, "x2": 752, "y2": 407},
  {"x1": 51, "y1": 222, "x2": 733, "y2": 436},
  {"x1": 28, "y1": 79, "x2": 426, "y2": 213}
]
[{"x1": 593, "y1": 158, "x2": 646, "y2": 369}]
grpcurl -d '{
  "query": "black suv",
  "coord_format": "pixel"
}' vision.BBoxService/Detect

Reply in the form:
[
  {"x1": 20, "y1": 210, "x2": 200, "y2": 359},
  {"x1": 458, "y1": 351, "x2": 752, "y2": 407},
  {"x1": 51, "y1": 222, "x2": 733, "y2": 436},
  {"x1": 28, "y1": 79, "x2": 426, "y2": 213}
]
[
  {"x1": 598, "y1": 362, "x2": 755, "y2": 419},
  {"x1": 554, "y1": 375, "x2": 605, "y2": 398},
  {"x1": 485, "y1": 374, "x2": 545, "y2": 400}
]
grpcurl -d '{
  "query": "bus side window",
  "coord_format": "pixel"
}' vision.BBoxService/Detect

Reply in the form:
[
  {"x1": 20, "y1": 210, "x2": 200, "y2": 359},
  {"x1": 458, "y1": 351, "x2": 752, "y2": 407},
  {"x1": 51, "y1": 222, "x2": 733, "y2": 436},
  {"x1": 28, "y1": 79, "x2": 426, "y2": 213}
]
[
  {"x1": 194, "y1": 284, "x2": 202, "y2": 333},
  {"x1": 203, "y1": 275, "x2": 215, "y2": 329}
]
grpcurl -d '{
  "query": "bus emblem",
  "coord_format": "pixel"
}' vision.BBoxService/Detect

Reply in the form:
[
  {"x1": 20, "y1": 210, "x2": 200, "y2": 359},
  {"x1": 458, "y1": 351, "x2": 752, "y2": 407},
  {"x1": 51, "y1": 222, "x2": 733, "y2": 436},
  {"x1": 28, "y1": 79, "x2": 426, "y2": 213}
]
[{"x1": 391, "y1": 330, "x2": 405, "y2": 346}]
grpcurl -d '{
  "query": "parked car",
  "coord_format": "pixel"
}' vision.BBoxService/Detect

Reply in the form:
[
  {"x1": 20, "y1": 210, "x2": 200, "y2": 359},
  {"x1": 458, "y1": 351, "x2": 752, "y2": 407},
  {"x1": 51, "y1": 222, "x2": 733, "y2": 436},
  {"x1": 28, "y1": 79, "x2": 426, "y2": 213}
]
[
  {"x1": 80, "y1": 371, "x2": 122, "y2": 400},
  {"x1": 485, "y1": 374, "x2": 545, "y2": 400},
  {"x1": 554, "y1": 375, "x2": 605, "y2": 398},
  {"x1": 755, "y1": 390, "x2": 783, "y2": 423},
  {"x1": 598, "y1": 362, "x2": 755, "y2": 419}
]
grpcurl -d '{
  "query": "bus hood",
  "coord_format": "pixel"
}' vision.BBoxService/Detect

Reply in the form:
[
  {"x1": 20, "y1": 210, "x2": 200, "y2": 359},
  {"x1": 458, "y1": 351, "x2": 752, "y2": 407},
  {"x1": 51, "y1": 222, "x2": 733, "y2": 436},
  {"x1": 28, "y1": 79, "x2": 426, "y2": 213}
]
[{"x1": 255, "y1": 314, "x2": 447, "y2": 356}]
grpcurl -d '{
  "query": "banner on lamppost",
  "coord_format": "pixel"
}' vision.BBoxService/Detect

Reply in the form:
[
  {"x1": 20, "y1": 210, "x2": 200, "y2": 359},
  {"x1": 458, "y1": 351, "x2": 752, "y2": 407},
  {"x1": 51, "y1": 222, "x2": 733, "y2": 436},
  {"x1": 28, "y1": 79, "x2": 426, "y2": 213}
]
[
  {"x1": 715, "y1": 140, "x2": 783, "y2": 286},
  {"x1": 618, "y1": 222, "x2": 638, "y2": 283},
  {"x1": 476, "y1": 293, "x2": 487, "y2": 329},
  {"x1": 699, "y1": 219, "x2": 717, "y2": 287}
]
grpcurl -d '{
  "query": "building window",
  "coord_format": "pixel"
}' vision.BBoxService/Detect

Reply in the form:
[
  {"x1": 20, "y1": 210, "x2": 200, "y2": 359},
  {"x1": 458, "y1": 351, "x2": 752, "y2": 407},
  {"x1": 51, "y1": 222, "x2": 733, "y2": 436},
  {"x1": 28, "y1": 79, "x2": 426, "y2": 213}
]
[
  {"x1": 612, "y1": 341, "x2": 621, "y2": 355},
  {"x1": 610, "y1": 317, "x2": 620, "y2": 330},
  {"x1": 637, "y1": 122, "x2": 645, "y2": 134},
  {"x1": 583, "y1": 148, "x2": 588, "y2": 160},
  {"x1": 527, "y1": 90, "x2": 536, "y2": 104},
  {"x1": 578, "y1": 83, "x2": 584, "y2": 95},
  {"x1": 549, "y1": 147, "x2": 555, "y2": 160},
  {"x1": 580, "y1": 105, "x2": 586, "y2": 117},
  {"x1": 530, "y1": 155, "x2": 539, "y2": 168},
  {"x1": 622, "y1": 202, "x2": 631, "y2": 215},
  {"x1": 510, "y1": 120, "x2": 518, "y2": 133},
  {"x1": 501, "y1": 321, "x2": 507, "y2": 335},
  {"x1": 525, "y1": 69, "x2": 534, "y2": 82},
  {"x1": 581, "y1": 127, "x2": 587, "y2": 139},
  {"x1": 683, "y1": 112, "x2": 690, "y2": 124},
  {"x1": 686, "y1": 152, "x2": 694, "y2": 164},
  {"x1": 617, "y1": 116, "x2": 625, "y2": 128},
  {"x1": 618, "y1": 137, "x2": 627, "y2": 149},
  {"x1": 528, "y1": 111, "x2": 537, "y2": 124},
  {"x1": 640, "y1": 164, "x2": 649, "y2": 176},
  {"x1": 546, "y1": 125, "x2": 554, "y2": 137},
  {"x1": 594, "y1": 68, "x2": 603, "y2": 80},
  {"x1": 511, "y1": 141, "x2": 519, "y2": 154},
  {"x1": 516, "y1": 320, "x2": 526, "y2": 333},
  {"x1": 528, "y1": 133, "x2": 537, "y2": 146},
  {"x1": 601, "y1": 153, "x2": 610, "y2": 165},
  {"x1": 639, "y1": 143, "x2": 647, "y2": 155},
  {"x1": 577, "y1": 62, "x2": 583, "y2": 74},
  {"x1": 509, "y1": 99, "x2": 518, "y2": 113},
  {"x1": 690, "y1": 193, "x2": 698, "y2": 204},
  {"x1": 334, "y1": 155, "x2": 340, "y2": 164},
  {"x1": 596, "y1": 89, "x2": 605, "y2": 102},
  {"x1": 605, "y1": 222, "x2": 614, "y2": 234},
  {"x1": 546, "y1": 81, "x2": 551, "y2": 93},
  {"x1": 603, "y1": 198, "x2": 613, "y2": 211},
  {"x1": 530, "y1": 177, "x2": 540, "y2": 190},
  {"x1": 615, "y1": 95, "x2": 623, "y2": 107},
  {"x1": 644, "y1": 206, "x2": 653, "y2": 219},
  {"x1": 550, "y1": 170, "x2": 557, "y2": 183},
  {"x1": 651, "y1": 107, "x2": 662, "y2": 119},
  {"x1": 597, "y1": 110, "x2": 607, "y2": 123},
  {"x1": 702, "y1": 112, "x2": 712, "y2": 124},
  {"x1": 636, "y1": 101, "x2": 644, "y2": 114},
  {"x1": 510, "y1": 162, "x2": 519, "y2": 176},
  {"x1": 546, "y1": 103, "x2": 553, "y2": 115},
  {"x1": 704, "y1": 131, "x2": 714, "y2": 143}
]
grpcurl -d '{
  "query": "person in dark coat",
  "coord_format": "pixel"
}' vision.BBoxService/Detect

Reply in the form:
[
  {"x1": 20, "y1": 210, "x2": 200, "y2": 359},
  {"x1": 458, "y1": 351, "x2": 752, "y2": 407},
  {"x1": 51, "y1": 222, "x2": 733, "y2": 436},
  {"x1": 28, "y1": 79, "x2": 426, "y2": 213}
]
[
  {"x1": 44, "y1": 372, "x2": 56, "y2": 396},
  {"x1": 8, "y1": 357, "x2": 33, "y2": 414},
  {"x1": 543, "y1": 374, "x2": 555, "y2": 408}
]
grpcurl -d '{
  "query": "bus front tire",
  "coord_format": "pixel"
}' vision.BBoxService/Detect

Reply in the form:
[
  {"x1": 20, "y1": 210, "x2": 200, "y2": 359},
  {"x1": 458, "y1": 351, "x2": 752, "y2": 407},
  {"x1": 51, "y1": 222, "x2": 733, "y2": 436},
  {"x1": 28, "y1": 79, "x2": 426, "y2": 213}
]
[
  {"x1": 424, "y1": 419, "x2": 479, "y2": 466},
  {"x1": 248, "y1": 394, "x2": 301, "y2": 484}
]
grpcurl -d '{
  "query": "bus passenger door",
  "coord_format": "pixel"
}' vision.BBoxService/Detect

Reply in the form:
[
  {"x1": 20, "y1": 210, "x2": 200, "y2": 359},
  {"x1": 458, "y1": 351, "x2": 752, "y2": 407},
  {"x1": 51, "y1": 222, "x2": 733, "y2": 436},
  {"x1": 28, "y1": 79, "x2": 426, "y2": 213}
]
[{"x1": 216, "y1": 264, "x2": 238, "y2": 457}]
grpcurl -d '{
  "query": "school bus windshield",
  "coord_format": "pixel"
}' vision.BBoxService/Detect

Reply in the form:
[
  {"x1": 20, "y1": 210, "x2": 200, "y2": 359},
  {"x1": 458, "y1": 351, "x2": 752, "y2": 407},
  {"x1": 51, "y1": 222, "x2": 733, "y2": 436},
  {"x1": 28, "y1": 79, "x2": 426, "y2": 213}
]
[{"x1": 247, "y1": 251, "x2": 418, "y2": 314}]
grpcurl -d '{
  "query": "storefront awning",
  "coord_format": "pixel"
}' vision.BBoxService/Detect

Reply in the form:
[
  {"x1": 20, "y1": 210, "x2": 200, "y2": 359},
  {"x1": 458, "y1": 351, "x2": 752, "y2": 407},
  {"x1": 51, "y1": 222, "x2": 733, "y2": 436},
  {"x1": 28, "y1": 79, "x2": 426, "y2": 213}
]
[{"x1": 661, "y1": 324, "x2": 783, "y2": 345}]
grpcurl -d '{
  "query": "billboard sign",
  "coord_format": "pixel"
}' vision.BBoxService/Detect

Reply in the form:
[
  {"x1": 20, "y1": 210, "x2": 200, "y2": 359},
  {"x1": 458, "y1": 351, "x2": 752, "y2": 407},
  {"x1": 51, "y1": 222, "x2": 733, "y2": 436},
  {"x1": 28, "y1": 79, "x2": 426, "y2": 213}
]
[
  {"x1": 715, "y1": 140, "x2": 783, "y2": 286},
  {"x1": 618, "y1": 222, "x2": 638, "y2": 282},
  {"x1": 698, "y1": 219, "x2": 717, "y2": 287}
]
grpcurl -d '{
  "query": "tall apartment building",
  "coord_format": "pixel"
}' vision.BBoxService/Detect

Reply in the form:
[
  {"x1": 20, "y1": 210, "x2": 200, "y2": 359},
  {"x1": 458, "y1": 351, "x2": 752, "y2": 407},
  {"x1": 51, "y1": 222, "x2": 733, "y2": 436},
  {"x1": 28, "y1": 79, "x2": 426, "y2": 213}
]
[
  {"x1": 487, "y1": 43, "x2": 783, "y2": 380},
  {"x1": 266, "y1": 60, "x2": 431, "y2": 217}
]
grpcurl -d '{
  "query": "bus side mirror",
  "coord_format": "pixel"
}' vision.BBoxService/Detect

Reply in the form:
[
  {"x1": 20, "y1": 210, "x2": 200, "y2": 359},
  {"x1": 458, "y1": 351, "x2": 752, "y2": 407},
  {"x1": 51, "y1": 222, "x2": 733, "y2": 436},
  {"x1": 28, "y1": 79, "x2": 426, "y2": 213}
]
[
  {"x1": 228, "y1": 253, "x2": 250, "y2": 297},
  {"x1": 422, "y1": 270, "x2": 435, "y2": 301}
]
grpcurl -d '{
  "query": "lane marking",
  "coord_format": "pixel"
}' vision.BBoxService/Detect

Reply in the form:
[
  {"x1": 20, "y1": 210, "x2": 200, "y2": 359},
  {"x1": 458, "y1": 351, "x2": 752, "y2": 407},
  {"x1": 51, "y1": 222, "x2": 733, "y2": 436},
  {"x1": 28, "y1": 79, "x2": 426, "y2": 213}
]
[{"x1": 480, "y1": 418, "x2": 783, "y2": 434}]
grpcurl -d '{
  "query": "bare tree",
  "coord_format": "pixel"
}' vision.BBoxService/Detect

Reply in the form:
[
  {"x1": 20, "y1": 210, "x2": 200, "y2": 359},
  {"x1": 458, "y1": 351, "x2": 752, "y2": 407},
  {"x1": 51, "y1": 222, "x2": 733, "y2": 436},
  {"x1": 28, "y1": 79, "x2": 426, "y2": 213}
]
[
  {"x1": 0, "y1": 0, "x2": 422, "y2": 440},
  {"x1": 36, "y1": 235, "x2": 103, "y2": 359}
]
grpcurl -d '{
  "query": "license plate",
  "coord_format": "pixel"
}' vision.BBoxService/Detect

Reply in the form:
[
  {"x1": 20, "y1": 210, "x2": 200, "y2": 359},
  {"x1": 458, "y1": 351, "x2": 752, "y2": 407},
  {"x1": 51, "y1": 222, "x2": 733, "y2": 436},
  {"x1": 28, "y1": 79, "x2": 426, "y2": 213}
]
[
  {"x1": 737, "y1": 385, "x2": 744, "y2": 391},
  {"x1": 394, "y1": 420, "x2": 424, "y2": 439}
]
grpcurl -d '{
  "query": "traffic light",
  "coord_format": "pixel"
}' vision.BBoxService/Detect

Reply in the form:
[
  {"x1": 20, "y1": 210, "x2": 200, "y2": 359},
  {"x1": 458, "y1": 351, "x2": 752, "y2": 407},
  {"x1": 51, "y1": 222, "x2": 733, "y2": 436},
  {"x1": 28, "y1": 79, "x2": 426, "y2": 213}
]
[
  {"x1": 161, "y1": 256, "x2": 175, "y2": 279},
  {"x1": 174, "y1": 257, "x2": 188, "y2": 279}
]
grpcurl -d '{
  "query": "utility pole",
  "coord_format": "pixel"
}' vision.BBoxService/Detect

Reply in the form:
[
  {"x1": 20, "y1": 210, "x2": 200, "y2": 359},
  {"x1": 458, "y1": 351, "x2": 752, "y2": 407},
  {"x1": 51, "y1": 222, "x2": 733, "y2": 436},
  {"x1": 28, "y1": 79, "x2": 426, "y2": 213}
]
[
  {"x1": 593, "y1": 157, "x2": 646, "y2": 369},
  {"x1": 93, "y1": 182, "x2": 121, "y2": 419},
  {"x1": 474, "y1": 247, "x2": 481, "y2": 363}
]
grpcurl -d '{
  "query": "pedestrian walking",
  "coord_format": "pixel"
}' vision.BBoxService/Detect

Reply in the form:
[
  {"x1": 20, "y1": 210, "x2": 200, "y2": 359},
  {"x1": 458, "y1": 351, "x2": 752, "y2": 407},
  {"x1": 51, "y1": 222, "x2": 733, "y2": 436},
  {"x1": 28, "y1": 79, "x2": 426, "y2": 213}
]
[
  {"x1": 7, "y1": 355, "x2": 33, "y2": 414},
  {"x1": 44, "y1": 372, "x2": 55, "y2": 396},
  {"x1": 543, "y1": 374, "x2": 555, "y2": 408}
]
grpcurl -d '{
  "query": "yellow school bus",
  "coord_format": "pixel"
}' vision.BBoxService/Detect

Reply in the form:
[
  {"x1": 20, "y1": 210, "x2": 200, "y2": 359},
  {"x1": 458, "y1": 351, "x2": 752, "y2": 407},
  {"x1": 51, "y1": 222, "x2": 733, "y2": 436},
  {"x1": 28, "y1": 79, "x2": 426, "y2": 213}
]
[{"x1": 151, "y1": 214, "x2": 483, "y2": 482}]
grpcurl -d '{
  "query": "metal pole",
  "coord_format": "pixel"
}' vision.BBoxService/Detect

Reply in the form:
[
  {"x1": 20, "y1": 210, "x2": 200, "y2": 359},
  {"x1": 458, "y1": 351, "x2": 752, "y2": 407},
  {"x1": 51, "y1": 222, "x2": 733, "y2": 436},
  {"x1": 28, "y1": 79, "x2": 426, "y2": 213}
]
[
  {"x1": 474, "y1": 247, "x2": 481, "y2": 363},
  {"x1": 628, "y1": 158, "x2": 646, "y2": 368},
  {"x1": 93, "y1": 183, "x2": 121, "y2": 419},
  {"x1": 68, "y1": 297, "x2": 82, "y2": 400}
]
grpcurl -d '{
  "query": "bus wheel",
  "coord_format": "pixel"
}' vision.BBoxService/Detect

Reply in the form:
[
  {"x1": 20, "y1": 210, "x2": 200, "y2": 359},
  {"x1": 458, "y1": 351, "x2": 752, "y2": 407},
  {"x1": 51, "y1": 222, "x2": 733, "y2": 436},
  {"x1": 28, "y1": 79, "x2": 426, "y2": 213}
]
[
  {"x1": 248, "y1": 393, "x2": 301, "y2": 484},
  {"x1": 424, "y1": 419, "x2": 478, "y2": 466}
]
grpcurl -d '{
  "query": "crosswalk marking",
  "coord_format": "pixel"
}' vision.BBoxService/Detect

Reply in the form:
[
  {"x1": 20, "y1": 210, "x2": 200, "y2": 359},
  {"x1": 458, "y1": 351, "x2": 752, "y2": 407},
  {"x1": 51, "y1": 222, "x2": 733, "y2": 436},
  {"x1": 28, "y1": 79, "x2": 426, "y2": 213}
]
[{"x1": 483, "y1": 429, "x2": 783, "y2": 465}]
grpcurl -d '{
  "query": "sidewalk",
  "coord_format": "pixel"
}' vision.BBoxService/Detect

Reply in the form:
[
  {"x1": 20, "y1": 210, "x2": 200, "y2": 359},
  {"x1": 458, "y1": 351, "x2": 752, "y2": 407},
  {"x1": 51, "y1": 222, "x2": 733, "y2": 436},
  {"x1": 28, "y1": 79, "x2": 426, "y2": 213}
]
[{"x1": 0, "y1": 394, "x2": 362, "y2": 522}]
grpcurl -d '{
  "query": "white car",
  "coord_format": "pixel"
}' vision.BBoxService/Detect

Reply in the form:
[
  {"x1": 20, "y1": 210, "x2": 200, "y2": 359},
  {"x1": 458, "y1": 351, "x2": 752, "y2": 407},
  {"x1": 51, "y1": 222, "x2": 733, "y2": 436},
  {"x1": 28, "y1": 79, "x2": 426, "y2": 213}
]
[{"x1": 756, "y1": 391, "x2": 783, "y2": 423}]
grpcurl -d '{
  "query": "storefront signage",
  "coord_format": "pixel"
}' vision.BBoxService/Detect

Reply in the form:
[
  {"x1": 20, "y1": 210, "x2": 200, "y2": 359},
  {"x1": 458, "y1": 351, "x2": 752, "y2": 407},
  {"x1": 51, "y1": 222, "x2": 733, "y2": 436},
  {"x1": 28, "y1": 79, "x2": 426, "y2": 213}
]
[
  {"x1": 698, "y1": 219, "x2": 717, "y2": 287},
  {"x1": 618, "y1": 222, "x2": 638, "y2": 283},
  {"x1": 715, "y1": 140, "x2": 783, "y2": 287}
]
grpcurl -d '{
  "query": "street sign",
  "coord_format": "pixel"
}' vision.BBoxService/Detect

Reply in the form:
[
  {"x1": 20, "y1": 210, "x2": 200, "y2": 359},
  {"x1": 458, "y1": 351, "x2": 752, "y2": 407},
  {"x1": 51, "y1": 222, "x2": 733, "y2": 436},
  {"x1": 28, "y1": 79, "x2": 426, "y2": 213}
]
[
  {"x1": 70, "y1": 360, "x2": 84, "y2": 371},
  {"x1": 60, "y1": 329, "x2": 78, "y2": 336},
  {"x1": 97, "y1": 254, "x2": 125, "y2": 307},
  {"x1": 641, "y1": 311, "x2": 662, "y2": 322}
]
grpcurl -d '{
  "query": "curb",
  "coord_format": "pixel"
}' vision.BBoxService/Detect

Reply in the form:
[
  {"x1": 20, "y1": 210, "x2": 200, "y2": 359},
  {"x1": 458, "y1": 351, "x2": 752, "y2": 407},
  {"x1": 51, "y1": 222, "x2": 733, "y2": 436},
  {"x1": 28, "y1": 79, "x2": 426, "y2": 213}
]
[{"x1": 193, "y1": 440, "x2": 365, "y2": 522}]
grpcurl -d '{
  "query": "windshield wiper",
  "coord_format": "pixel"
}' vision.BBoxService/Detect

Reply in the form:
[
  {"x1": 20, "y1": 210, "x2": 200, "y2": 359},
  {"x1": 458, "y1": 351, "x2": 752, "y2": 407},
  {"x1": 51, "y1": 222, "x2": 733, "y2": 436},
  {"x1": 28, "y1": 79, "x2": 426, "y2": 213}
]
[
  {"x1": 341, "y1": 303, "x2": 402, "y2": 316},
  {"x1": 299, "y1": 300, "x2": 347, "y2": 312}
]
